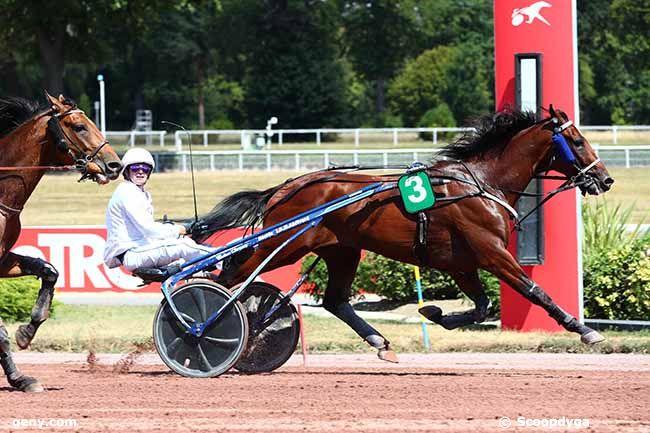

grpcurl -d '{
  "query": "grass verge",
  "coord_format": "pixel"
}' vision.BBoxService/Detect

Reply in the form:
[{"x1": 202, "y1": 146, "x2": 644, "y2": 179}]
[{"x1": 6, "y1": 305, "x2": 650, "y2": 354}]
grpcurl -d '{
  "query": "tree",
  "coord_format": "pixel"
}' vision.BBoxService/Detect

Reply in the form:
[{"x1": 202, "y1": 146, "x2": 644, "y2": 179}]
[
  {"x1": 388, "y1": 44, "x2": 491, "y2": 127},
  {"x1": 147, "y1": 1, "x2": 225, "y2": 129},
  {"x1": 244, "y1": 0, "x2": 347, "y2": 129},
  {"x1": 341, "y1": 0, "x2": 418, "y2": 119},
  {"x1": 577, "y1": 0, "x2": 650, "y2": 124},
  {"x1": 0, "y1": 0, "x2": 116, "y2": 95}
]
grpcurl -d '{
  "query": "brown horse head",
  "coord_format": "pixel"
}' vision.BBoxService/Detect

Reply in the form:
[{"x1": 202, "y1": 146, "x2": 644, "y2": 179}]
[
  {"x1": 44, "y1": 92, "x2": 122, "y2": 184},
  {"x1": 543, "y1": 105, "x2": 614, "y2": 195}
]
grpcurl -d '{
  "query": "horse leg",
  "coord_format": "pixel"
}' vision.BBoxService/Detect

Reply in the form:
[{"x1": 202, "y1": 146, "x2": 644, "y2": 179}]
[
  {"x1": 485, "y1": 248, "x2": 604, "y2": 344},
  {"x1": 0, "y1": 316, "x2": 43, "y2": 392},
  {"x1": 318, "y1": 246, "x2": 399, "y2": 363},
  {"x1": 0, "y1": 253, "x2": 60, "y2": 349},
  {"x1": 419, "y1": 270, "x2": 491, "y2": 330}
]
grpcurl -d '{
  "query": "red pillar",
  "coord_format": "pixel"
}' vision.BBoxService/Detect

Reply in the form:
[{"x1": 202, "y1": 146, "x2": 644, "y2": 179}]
[{"x1": 494, "y1": 0, "x2": 582, "y2": 331}]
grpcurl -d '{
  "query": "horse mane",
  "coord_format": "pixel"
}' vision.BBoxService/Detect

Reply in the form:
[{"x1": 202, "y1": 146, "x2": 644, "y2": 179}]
[
  {"x1": 0, "y1": 96, "x2": 49, "y2": 139},
  {"x1": 439, "y1": 108, "x2": 540, "y2": 160}
]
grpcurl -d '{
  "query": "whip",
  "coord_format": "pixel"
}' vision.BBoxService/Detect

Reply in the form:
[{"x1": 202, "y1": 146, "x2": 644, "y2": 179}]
[{"x1": 161, "y1": 121, "x2": 199, "y2": 225}]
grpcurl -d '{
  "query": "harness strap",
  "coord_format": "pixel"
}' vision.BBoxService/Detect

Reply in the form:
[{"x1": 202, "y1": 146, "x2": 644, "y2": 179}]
[
  {"x1": 413, "y1": 212, "x2": 429, "y2": 265},
  {"x1": 557, "y1": 120, "x2": 573, "y2": 132},
  {"x1": 480, "y1": 191, "x2": 519, "y2": 219}
]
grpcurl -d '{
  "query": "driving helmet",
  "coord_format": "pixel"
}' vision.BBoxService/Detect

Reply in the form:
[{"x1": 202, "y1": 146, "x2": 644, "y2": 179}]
[
  {"x1": 121, "y1": 148, "x2": 155, "y2": 170},
  {"x1": 121, "y1": 148, "x2": 155, "y2": 179}
]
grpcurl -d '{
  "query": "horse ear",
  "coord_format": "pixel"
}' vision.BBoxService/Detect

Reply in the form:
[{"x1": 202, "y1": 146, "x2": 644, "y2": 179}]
[
  {"x1": 44, "y1": 91, "x2": 62, "y2": 111},
  {"x1": 549, "y1": 104, "x2": 557, "y2": 117},
  {"x1": 58, "y1": 94, "x2": 66, "y2": 103}
]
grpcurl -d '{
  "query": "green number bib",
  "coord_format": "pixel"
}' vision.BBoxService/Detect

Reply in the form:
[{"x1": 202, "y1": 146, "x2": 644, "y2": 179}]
[{"x1": 398, "y1": 171, "x2": 436, "y2": 213}]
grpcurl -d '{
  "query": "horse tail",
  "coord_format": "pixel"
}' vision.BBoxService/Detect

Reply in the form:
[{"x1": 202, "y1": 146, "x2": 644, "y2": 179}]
[{"x1": 193, "y1": 183, "x2": 284, "y2": 242}]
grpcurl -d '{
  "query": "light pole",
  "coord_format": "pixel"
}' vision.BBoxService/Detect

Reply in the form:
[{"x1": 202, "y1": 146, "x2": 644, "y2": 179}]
[
  {"x1": 266, "y1": 116, "x2": 278, "y2": 148},
  {"x1": 97, "y1": 74, "x2": 106, "y2": 136}
]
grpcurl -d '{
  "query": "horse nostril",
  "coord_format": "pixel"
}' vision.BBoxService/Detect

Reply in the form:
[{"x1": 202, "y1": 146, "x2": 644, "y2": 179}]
[
  {"x1": 107, "y1": 161, "x2": 123, "y2": 172},
  {"x1": 604, "y1": 177, "x2": 614, "y2": 186}
]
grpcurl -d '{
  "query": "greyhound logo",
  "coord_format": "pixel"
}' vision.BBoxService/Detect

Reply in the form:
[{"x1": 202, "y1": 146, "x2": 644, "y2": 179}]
[{"x1": 512, "y1": 1, "x2": 551, "y2": 26}]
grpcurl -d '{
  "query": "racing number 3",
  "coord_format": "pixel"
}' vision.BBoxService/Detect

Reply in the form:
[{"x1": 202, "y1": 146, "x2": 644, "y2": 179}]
[{"x1": 398, "y1": 171, "x2": 435, "y2": 214}]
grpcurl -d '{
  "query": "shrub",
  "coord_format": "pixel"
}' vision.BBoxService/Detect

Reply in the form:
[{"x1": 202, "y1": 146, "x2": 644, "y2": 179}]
[
  {"x1": 582, "y1": 199, "x2": 648, "y2": 253},
  {"x1": 301, "y1": 252, "x2": 501, "y2": 315},
  {"x1": 417, "y1": 103, "x2": 457, "y2": 142},
  {"x1": 582, "y1": 199, "x2": 650, "y2": 320},
  {"x1": 583, "y1": 239, "x2": 650, "y2": 320},
  {"x1": 0, "y1": 277, "x2": 56, "y2": 323}
]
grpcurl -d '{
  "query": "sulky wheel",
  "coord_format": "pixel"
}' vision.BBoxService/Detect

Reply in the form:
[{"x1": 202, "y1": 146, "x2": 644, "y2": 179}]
[
  {"x1": 234, "y1": 282, "x2": 300, "y2": 373},
  {"x1": 153, "y1": 280, "x2": 248, "y2": 378}
]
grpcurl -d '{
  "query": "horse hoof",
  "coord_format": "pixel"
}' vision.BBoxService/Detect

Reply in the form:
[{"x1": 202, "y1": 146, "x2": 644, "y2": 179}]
[
  {"x1": 15, "y1": 324, "x2": 34, "y2": 350},
  {"x1": 418, "y1": 305, "x2": 443, "y2": 324},
  {"x1": 581, "y1": 330, "x2": 605, "y2": 345},
  {"x1": 10, "y1": 376, "x2": 44, "y2": 393},
  {"x1": 378, "y1": 349, "x2": 399, "y2": 363}
]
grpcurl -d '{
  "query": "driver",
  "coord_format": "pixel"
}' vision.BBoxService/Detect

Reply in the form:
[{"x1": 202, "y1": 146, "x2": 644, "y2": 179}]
[{"x1": 103, "y1": 147, "x2": 214, "y2": 272}]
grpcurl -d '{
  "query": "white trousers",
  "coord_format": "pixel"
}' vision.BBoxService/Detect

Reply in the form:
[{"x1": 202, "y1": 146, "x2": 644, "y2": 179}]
[{"x1": 121, "y1": 237, "x2": 216, "y2": 272}]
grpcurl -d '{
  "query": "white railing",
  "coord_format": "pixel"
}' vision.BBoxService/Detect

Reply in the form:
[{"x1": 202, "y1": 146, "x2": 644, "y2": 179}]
[
  {"x1": 103, "y1": 126, "x2": 650, "y2": 150},
  {"x1": 581, "y1": 125, "x2": 650, "y2": 145},
  {"x1": 593, "y1": 145, "x2": 650, "y2": 168},
  {"x1": 170, "y1": 148, "x2": 439, "y2": 171},
  {"x1": 172, "y1": 127, "x2": 474, "y2": 150},
  {"x1": 152, "y1": 145, "x2": 650, "y2": 172},
  {"x1": 105, "y1": 130, "x2": 167, "y2": 147}
]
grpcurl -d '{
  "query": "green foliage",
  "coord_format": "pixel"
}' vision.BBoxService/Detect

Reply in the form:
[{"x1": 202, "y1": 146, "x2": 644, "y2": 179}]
[
  {"x1": 302, "y1": 252, "x2": 501, "y2": 315},
  {"x1": 417, "y1": 103, "x2": 456, "y2": 141},
  {"x1": 388, "y1": 43, "x2": 491, "y2": 127},
  {"x1": 582, "y1": 199, "x2": 648, "y2": 253},
  {"x1": 577, "y1": 0, "x2": 650, "y2": 124},
  {"x1": 582, "y1": 199, "x2": 650, "y2": 320},
  {"x1": 388, "y1": 46, "x2": 452, "y2": 126},
  {"x1": 583, "y1": 239, "x2": 650, "y2": 320},
  {"x1": 0, "y1": 277, "x2": 57, "y2": 323},
  {"x1": 244, "y1": 1, "x2": 347, "y2": 129}
]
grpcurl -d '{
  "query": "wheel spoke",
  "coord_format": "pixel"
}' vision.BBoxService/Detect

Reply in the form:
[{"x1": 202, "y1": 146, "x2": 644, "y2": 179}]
[
  {"x1": 260, "y1": 294, "x2": 278, "y2": 314},
  {"x1": 190, "y1": 287, "x2": 207, "y2": 321},
  {"x1": 264, "y1": 316, "x2": 294, "y2": 332},
  {"x1": 197, "y1": 343, "x2": 213, "y2": 372},
  {"x1": 166, "y1": 337, "x2": 184, "y2": 359},
  {"x1": 203, "y1": 336, "x2": 240, "y2": 348},
  {"x1": 180, "y1": 312, "x2": 196, "y2": 324}
]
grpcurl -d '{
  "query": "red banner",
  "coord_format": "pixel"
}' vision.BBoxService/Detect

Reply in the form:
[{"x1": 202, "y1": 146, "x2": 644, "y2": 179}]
[
  {"x1": 12, "y1": 227, "x2": 302, "y2": 293},
  {"x1": 494, "y1": 0, "x2": 581, "y2": 330}
]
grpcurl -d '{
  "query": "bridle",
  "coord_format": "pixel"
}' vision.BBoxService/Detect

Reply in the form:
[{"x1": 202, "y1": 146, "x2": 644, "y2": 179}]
[
  {"x1": 46, "y1": 106, "x2": 111, "y2": 182},
  {"x1": 0, "y1": 106, "x2": 110, "y2": 182},
  {"x1": 512, "y1": 115, "x2": 603, "y2": 228}
]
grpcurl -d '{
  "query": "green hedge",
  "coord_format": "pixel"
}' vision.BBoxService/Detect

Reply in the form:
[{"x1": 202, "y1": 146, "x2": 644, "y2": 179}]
[
  {"x1": 582, "y1": 200, "x2": 650, "y2": 320},
  {"x1": 302, "y1": 252, "x2": 501, "y2": 314},
  {"x1": 0, "y1": 277, "x2": 57, "y2": 323}
]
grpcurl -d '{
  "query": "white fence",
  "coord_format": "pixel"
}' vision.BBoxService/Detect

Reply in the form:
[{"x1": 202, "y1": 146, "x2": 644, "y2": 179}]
[
  {"x1": 104, "y1": 125, "x2": 650, "y2": 150},
  {"x1": 148, "y1": 145, "x2": 650, "y2": 172}
]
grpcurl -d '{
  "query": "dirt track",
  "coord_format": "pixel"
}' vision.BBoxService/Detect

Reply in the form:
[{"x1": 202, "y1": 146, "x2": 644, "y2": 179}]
[{"x1": 1, "y1": 353, "x2": 649, "y2": 433}]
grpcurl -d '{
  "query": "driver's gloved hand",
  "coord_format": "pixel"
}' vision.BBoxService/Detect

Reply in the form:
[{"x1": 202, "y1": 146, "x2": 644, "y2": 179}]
[{"x1": 183, "y1": 220, "x2": 209, "y2": 238}]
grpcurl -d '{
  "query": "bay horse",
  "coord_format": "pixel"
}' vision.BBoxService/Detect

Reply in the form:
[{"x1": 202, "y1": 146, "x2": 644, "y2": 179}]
[
  {"x1": 194, "y1": 106, "x2": 613, "y2": 362},
  {"x1": 0, "y1": 93, "x2": 122, "y2": 392}
]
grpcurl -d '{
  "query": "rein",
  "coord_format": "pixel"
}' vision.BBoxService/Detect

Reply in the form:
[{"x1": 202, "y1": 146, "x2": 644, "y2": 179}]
[{"x1": 0, "y1": 107, "x2": 109, "y2": 178}]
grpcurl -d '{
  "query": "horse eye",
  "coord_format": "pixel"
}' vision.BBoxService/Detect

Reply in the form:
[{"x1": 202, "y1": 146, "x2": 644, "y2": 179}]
[{"x1": 73, "y1": 124, "x2": 87, "y2": 133}]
